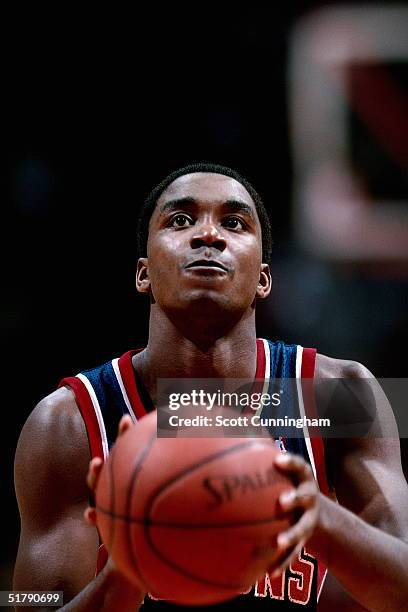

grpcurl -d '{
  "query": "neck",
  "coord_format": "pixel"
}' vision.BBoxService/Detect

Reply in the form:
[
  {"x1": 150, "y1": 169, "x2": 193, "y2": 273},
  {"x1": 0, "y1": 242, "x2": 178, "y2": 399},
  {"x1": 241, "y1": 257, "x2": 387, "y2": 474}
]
[{"x1": 133, "y1": 305, "x2": 259, "y2": 400}]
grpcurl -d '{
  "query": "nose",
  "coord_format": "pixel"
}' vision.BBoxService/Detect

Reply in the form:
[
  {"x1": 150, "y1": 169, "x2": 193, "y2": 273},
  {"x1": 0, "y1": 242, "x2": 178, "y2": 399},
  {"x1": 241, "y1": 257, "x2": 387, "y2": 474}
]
[{"x1": 190, "y1": 220, "x2": 227, "y2": 251}]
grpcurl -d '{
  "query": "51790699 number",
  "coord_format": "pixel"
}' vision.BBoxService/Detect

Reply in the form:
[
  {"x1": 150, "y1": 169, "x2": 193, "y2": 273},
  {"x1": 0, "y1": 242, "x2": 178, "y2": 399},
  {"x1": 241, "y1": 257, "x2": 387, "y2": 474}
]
[{"x1": 0, "y1": 591, "x2": 63, "y2": 607}]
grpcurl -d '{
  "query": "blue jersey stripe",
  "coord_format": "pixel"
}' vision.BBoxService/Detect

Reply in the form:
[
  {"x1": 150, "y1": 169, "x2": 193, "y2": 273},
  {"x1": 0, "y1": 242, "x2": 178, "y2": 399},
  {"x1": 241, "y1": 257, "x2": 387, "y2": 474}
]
[
  {"x1": 265, "y1": 340, "x2": 310, "y2": 465},
  {"x1": 81, "y1": 360, "x2": 129, "y2": 449}
]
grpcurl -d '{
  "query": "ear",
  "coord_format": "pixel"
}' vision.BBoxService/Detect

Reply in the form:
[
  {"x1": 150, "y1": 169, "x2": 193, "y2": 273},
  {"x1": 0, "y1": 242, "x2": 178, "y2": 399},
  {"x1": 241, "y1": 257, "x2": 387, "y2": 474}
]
[
  {"x1": 256, "y1": 263, "x2": 272, "y2": 299},
  {"x1": 136, "y1": 258, "x2": 151, "y2": 294}
]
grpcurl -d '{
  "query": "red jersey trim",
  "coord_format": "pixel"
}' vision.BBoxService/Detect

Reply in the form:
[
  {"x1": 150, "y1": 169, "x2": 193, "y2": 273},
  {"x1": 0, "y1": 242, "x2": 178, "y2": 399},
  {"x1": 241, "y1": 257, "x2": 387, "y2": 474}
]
[
  {"x1": 118, "y1": 343, "x2": 266, "y2": 418},
  {"x1": 300, "y1": 347, "x2": 316, "y2": 379},
  {"x1": 300, "y1": 349, "x2": 330, "y2": 496},
  {"x1": 300, "y1": 348, "x2": 329, "y2": 601},
  {"x1": 58, "y1": 376, "x2": 105, "y2": 460},
  {"x1": 117, "y1": 349, "x2": 147, "y2": 419},
  {"x1": 255, "y1": 338, "x2": 266, "y2": 379}
]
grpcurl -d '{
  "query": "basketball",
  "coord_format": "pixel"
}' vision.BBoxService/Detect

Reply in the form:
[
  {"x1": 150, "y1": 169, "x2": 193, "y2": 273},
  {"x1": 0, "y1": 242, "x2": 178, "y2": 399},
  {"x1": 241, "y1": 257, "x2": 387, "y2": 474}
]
[{"x1": 95, "y1": 411, "x2": 294, "y2": 605}]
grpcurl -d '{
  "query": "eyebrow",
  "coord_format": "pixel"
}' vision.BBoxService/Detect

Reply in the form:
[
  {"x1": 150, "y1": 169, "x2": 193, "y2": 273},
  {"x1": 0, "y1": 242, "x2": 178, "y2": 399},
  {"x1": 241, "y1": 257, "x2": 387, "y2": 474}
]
[
  {"x1": 224, "y1": 199, "x2": 255, "y2": 219},
  {"x1": 159, "y1": 197, "x2": 196, "y2": 215},
  {"x1": 159, "y1": 197, "x2": 256, "y2": 219}
]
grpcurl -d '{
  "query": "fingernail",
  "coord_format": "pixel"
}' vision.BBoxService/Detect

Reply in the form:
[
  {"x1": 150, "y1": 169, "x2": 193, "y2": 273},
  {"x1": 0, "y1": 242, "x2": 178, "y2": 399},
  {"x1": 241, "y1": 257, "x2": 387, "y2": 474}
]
[
  {"x1": 271, "y1": 568, "x2": 283, "y2": 578},
  {"x1": 277, "y1": 534, "x2": 288, "y2": 549},
  {"x1": 280, "y1": 491, "x2": 295, "y2": 505},
  {"x1": 275, "y1": 454, "x2": 289, "y2": 463}
]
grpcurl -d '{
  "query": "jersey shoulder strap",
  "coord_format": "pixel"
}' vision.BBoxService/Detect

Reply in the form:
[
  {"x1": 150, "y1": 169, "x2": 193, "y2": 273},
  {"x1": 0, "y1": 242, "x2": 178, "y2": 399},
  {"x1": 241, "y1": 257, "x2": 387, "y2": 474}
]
[{"x1": 58, "y1": 351, "x2": 141, "y2": 460}]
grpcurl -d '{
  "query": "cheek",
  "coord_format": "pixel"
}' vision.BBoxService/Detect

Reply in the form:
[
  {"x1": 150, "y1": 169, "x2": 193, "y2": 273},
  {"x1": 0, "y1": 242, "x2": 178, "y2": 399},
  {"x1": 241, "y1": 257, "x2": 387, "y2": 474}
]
[
  {"x1": 235, "y1": 242, "x2": 262, "y2": 280},
  {"x1": 149, "y1": 232, "x2": 183, "y2": 257},
  {"x1": 147, "y1": 236, "x2": 181, "y2": 283},
  {"x1": 240, "y1": 266, "x2": 262, "y2": 296}
]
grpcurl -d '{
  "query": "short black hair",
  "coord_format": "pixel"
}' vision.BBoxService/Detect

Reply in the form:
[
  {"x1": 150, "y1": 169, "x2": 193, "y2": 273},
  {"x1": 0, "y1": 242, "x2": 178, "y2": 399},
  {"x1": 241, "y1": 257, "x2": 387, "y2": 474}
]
[{"x1": 137, "y1": 163, "x2": 273, "y2": 265}]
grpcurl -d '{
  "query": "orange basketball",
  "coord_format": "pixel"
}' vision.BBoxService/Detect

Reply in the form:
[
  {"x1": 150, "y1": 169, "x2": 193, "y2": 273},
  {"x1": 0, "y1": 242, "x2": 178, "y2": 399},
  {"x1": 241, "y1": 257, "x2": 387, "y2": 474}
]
[{"x1": 95, "y1": 411, "x2": 294, "y2": 606}]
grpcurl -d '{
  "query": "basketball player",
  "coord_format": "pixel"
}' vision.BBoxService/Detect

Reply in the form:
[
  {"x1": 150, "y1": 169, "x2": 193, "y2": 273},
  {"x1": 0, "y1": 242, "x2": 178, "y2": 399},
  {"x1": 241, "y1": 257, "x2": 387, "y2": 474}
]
[{"x1": 14, "y1": 164, "x2": 408, "y2": 610}]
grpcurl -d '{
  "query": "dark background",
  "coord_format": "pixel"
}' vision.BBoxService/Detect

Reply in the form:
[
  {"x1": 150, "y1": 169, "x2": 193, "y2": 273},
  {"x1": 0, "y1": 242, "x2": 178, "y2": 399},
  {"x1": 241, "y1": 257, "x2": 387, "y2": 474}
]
[{"x1": 2, "y1": 2, "x2": 407, "y2": 589}]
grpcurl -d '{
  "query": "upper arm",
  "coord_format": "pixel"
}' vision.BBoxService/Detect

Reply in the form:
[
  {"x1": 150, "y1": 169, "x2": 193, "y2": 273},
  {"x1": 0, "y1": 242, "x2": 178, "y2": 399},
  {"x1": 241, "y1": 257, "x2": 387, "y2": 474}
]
[
  {"x1": 13, "y1": 387, "x2": 100, "y2": 607},
  {"x1": 317, "y1": 354, "x2": 408, "y2": 539}
]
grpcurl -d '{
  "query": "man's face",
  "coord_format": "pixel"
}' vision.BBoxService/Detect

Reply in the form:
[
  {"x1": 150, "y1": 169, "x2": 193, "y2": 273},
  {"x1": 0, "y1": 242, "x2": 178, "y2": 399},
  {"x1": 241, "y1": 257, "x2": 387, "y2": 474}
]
[{"x1": 137, "y1": 172, "x2": 271, "y2": 317}]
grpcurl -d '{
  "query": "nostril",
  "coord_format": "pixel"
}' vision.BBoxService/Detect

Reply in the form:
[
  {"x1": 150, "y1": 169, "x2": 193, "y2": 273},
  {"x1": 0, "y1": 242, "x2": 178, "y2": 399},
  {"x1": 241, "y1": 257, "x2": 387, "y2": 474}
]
[
  {"x1": 190, "y1": 227, "x2": 227, "y2": 250},
  {"x1": 191, "y1": 236, "x2": 226, "y2": 251}
]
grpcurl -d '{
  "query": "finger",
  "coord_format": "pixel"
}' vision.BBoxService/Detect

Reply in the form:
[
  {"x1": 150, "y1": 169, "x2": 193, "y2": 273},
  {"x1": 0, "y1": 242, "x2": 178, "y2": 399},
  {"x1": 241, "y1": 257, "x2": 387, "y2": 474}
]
[
  {"x1": 271, "y1": 540, "x2": 305, "y2": 578},
  {"x1": 118, "y1": 414, "x2": 133, "y2": 437},
  {"x1": 274, "y1": 453, "x2": 314, "y2": 484},
  {"x1": 279, "y1": 482, "x2": 317, "y2": 513},
  {"x1": 84, "y1": 506, "x2": 97, "y2": 526},
  {"x1": 267, "y1": 542, "x2": 297, "y2": 574},
  {"x1": 276, "y1": 512, "x2": 316, "y2": 552},
  {"x1": 86, "y1": 457, "x2": 103, "y2": 490}
]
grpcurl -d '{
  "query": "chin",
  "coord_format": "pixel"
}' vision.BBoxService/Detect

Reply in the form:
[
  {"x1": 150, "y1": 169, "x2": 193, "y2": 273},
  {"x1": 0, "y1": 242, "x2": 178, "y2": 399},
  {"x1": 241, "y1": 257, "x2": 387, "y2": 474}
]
[{"x1": 182, "y1": 291, "x2": 251, "y2": 316}]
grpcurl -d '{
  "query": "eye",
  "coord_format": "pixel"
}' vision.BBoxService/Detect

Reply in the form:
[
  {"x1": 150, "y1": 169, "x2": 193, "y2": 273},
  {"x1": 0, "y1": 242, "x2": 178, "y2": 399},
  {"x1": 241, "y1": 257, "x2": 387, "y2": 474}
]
[
  {"x1": 170, "y1": 214, "x2": 194, "y2": 228},
  {"x1": 223, "y1": 216, "x2": 245, "y2": 230}
]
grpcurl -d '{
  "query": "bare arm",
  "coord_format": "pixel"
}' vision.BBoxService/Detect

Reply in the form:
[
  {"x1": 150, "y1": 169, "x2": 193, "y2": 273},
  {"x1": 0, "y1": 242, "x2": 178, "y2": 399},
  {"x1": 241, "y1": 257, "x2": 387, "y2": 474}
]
[
  {"x1": 273, "y1": 355, "x2": 408, "y2": 610},
  {"x1": 315, "y1": 357, "x2": 408, "y2": 610},
  {"x1": 14, "y1": 387, "x2": 144, "y2": 611}
]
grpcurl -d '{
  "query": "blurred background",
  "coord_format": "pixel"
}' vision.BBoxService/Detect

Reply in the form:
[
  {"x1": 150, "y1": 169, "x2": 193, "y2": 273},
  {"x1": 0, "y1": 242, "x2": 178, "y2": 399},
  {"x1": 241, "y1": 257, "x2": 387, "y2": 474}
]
[{"x1": 2, "y1": 2, "x2": 407, "y2": 595}]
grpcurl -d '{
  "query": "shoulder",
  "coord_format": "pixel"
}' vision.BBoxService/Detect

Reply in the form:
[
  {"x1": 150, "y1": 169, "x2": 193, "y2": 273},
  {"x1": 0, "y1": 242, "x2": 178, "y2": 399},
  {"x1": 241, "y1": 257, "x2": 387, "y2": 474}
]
[
  {"x1": 315, "y1": 353, "x2": 373, "y2": 379},
  {"x1": 15, "y1": 387, "x2": 91, "y2": 517},
  {"x1": 313, "y1": 359, "x2": 408, "y2": 538},
  {"x1": 314, "y1": 352, "x2": 399, "y2": 440},
  {"x1": 16, "y1": 386, "x2": 89, "y2": 465}
]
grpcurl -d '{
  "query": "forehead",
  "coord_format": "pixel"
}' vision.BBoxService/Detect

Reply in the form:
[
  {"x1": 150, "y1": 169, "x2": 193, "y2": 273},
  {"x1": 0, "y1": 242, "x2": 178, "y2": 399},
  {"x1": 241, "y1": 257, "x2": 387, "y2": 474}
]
[{"x1": 157, "y1": 172, "x2": 256, "y2": 209}]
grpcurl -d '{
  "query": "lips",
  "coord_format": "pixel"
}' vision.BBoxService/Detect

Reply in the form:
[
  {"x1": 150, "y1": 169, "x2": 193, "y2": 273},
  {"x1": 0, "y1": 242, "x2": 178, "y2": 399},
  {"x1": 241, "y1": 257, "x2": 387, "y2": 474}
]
[{"x1": 185, "y1": 259, "x2": 229, "y2": 272}]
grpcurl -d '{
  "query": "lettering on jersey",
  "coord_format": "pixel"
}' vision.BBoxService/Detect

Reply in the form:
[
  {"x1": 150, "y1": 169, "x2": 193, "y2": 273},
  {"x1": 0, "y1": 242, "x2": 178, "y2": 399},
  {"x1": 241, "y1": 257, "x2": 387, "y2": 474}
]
[
  {"x1": 288, "y1": 548, "x2": 315, "y2": 605},
  {"x1": 239, "y1": 585, "x2": 252, "y2": 595},
  {"x1": 254, "y1": 547, "x2": 316, "y2": 605},
  {"x1": 254, "y1": 570, "x2": 285, "y2": 600},
  {"x1": 147, "y1": 591, "x2": 182, "y2": 603},
  {"x1": 145, "y1": 547, "x2": 316, "y2": 604},
  {"x1": 203, "y1": 465, "x2": 278, "y2": 510}
]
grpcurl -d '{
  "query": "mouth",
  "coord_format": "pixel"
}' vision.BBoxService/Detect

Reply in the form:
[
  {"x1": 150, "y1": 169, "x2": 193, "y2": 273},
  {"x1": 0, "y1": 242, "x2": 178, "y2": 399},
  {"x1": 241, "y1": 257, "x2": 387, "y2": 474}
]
[{"x1": 184, "y1": 260, "x2": 229, "y2": 273}]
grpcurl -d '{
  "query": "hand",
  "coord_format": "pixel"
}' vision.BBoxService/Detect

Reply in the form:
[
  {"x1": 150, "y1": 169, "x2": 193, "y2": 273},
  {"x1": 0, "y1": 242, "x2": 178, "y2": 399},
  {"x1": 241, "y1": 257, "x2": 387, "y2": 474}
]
[
  {"x1": 271, "y1": 452, "x2": 319, "y2": 576},
  {"x1": 84, "y1": 414, "x2": 134, "y2": 526},
  {"x1": 82, "y1": 414, "x2": 146, "y2": 608}
]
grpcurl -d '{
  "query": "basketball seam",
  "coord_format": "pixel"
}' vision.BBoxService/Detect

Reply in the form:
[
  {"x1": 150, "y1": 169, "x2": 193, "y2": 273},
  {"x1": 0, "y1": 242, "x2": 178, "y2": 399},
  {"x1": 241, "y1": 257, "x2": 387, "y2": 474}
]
[
  {"x1": 144, "y1": 440, "x2": 279, "y2": 592},
  {"x1": 125, "y1": 433, "x2": 158, "y2": 593},
  {"x1": 146, "y1": 440, "x2": 275, "y2": 516},
  {"x1": 111, "y1": 436, "x2": 281, "y2": 596},
  {"x1": 95, "y1": 507, "x2": 289, "y2": 530}
]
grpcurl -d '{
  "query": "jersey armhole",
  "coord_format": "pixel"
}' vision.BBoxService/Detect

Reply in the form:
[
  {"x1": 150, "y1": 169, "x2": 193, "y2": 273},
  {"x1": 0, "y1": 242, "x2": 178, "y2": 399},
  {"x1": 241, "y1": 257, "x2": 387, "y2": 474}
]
[
  {"x1": 301, "y1": 349, "x2": 331, "y2": 496},
  {"x1": 58, "y1": 377, "x2": 106, "y2": 461}
]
